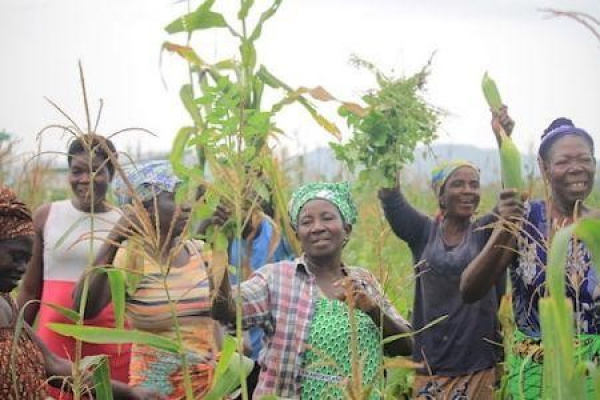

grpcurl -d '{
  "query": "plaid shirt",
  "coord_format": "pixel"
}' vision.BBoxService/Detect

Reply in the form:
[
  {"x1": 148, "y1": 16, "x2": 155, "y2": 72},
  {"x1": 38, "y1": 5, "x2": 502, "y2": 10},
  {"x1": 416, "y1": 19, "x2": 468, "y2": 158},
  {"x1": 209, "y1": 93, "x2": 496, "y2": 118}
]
[{"x1": 237, "y1": 256, "x2": 409, "y2": 399}]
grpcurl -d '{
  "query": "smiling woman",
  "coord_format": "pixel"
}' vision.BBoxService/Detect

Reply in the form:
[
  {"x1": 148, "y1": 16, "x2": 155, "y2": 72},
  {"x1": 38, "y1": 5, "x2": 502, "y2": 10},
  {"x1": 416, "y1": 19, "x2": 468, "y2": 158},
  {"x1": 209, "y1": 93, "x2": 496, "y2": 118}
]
[
  {"x1": 211, "y1": 181, "x2": 412, "y2": 399},
  {"x1": 460, "y1": 113, "x2": 600, "y2": 399},
  {"x1": 378, "y1": 160, "x2": 523, "y2": 399},
  {"x1": 16, "y1": 134, "x2": 131, "y2": 399}
]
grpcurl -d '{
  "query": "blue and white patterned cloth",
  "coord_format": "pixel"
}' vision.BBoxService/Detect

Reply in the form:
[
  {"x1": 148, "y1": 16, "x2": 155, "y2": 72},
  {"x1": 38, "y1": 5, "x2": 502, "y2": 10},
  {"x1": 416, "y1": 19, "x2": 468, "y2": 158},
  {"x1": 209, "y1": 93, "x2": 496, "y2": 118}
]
[{"x1": 113, "y1": 160, "x2": 182, "y2": 206}]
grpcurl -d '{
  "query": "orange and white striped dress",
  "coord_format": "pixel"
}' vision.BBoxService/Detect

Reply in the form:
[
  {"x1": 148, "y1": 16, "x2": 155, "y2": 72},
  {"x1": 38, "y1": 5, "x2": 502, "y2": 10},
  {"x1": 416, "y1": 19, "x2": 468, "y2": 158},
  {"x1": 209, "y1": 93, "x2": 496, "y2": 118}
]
[{"x1": 115, "y1": 241, "x2": 220, "y2": 399}]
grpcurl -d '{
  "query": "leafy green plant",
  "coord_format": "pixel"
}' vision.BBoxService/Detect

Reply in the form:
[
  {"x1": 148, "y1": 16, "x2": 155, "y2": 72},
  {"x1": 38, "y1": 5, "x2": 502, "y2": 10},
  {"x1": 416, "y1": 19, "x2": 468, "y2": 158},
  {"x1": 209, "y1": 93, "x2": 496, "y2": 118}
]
[{"x1": 331, "y1": 55, "x2": 441, "y2": 187}]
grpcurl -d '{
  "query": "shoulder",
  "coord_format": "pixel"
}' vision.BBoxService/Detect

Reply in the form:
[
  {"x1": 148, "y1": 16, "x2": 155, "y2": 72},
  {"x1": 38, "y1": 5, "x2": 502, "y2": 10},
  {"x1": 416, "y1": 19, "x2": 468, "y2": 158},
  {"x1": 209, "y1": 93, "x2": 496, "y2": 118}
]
[{"x1": 33, "y1": 203, "x2": 53, "y2": 231}]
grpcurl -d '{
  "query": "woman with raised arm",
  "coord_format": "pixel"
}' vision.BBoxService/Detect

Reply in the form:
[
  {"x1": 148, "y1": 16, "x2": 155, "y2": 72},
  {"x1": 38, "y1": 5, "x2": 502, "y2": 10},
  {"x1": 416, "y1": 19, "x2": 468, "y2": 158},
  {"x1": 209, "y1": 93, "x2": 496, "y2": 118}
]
[
  {"x1": 460, "y1": 110, "x2": 599, "y2": 399},
  {"x1": 211, "y1": 181, "x2": 412, "y2": 399},
  {"x1": 378, "y1": 160, "x2": 523, "y2": 399},
  {"x1": 74, "y1": 160, "x2": 222, "y2": 399},
  {"x1": 0, "y1": 186, "x2": 163, "y2": 400}
]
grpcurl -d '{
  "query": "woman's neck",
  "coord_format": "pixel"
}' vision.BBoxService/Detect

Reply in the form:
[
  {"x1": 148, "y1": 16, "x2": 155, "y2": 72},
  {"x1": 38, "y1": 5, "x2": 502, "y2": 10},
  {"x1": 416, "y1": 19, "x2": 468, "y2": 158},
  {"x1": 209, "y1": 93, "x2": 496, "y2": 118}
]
[
  {"x1": 305, "y1": 254, "x2": 344, "y2": 281},
  {"x1": 71, "y1": 199, "x2": 108, "y2": 213},
  {"x1": 441, "y1": 216, "x2": 470, "y2": 247},
  {"x1": 548, "y1": 198, "x2": 588, "y2": 222}
]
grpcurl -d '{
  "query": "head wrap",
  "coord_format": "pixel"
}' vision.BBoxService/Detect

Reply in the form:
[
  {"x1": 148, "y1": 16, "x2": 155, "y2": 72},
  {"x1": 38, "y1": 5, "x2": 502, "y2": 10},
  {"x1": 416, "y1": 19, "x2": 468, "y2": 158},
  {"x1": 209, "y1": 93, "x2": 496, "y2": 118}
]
[
  {"x1": 431, "y1": 160, "x2": 479, "y2": 198},
  {"x1": 113, "y1": 160, "x2": 182, "y2": 206},
  {"x1": 538, "y1": 118, "x2": 595, "y2": 161},
  {"x1": 0, "y1": 186, "x2": 34, "y2": 240},
  {"x1": 288, "y1": 182, "x2": 357, "y2": 228}
]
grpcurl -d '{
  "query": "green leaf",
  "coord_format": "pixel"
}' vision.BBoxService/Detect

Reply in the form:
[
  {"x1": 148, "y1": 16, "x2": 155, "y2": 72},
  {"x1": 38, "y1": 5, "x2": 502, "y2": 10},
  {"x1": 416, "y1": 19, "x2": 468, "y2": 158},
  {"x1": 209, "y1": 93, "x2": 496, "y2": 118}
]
[
  {"x1": 238, "y1": 0, "x2": 255, "y2": 20},
  {"x1": 85, "y1": 355, "x2": 113, "y2": 400},
  {"x1": 106, "y1": 268, "x2": 127, "y2": 330},
  {"x1": 213, "y1": 335, "x2": 237, "y2": 382},
  {"x1": 249, "y1": 0, "x2": 283, "y2": 42},
  {"x1": 204, "y1": 350, "x2": 254, "y2": 400},
  {"x1": 180, "y1": 84, "x2": 203, "y2": 126},
  {"x1": 574, "y1": 218, "x2": 600, "y2": 271},
  {"x1": 165, "y1": 4, "x2": 227, "y2": 34},
  {"x1": 41, "y1": 302, "x2": 81, "y2": 323},
  {"x1": 240, "y1": 40, "x2": 257, "y2": 72},
  {"x1": 47, "y1": 324, "x2": 182, "y2": 353},
  {"x1": 170, "y1": 127, "x2": 195, "y2": 179},
  {"x1": 256, "y1": 65, "x2": 285, "y2": 89}
]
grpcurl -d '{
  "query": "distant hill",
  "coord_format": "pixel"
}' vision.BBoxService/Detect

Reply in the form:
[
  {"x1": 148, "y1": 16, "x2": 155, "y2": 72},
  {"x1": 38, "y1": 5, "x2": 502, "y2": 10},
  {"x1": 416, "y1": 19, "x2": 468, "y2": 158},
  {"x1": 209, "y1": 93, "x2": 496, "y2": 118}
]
[{"x1": 283, "y1": 144, "x2": 539, "y2": 186}]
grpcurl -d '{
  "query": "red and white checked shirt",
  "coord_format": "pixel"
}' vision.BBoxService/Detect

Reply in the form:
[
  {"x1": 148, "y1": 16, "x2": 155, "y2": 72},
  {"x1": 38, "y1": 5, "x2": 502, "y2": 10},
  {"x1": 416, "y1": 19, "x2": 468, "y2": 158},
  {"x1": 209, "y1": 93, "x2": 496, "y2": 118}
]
[{"x1": 236, "y1": 256, "x2": 408, "y2": 399}]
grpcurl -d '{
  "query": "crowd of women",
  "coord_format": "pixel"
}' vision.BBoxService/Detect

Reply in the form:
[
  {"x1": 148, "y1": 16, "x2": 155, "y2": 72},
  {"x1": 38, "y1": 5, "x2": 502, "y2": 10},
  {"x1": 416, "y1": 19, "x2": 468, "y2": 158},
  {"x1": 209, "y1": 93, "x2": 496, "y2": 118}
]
[{"x1": 0, "y1": 103, "x2": 597, "y2": 399}]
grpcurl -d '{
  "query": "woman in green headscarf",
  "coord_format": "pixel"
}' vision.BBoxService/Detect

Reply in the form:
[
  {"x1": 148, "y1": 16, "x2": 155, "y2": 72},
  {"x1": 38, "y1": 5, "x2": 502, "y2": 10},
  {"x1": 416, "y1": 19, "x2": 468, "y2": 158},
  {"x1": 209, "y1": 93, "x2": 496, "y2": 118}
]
[{"x1": 211, "y1": 181, "x2": 412, "y2": 399}]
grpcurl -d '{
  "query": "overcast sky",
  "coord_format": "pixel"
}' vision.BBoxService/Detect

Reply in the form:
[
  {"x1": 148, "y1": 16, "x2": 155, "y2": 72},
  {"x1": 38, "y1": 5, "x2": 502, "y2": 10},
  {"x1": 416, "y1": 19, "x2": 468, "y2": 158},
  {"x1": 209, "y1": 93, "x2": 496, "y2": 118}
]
[{"x1": 1, "y1": 0, "x2": 599, "y2": 162}]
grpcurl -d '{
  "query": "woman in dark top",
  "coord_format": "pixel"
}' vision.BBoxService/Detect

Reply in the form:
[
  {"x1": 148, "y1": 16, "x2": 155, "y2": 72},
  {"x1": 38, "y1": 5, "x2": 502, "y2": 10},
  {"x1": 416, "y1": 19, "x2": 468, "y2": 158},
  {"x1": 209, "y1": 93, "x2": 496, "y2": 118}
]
[{"x1": 378, "y1": 162, "x2": 522, "y2": 399}]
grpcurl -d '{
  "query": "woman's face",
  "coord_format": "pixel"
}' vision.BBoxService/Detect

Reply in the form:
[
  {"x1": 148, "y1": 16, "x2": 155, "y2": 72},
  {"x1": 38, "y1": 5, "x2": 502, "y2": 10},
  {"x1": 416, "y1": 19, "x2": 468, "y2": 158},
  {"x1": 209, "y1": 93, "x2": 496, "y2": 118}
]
[
  {"x1": 543, "y1": 135, "x2": 596, "y2": 208},
  {"x1": 0, "y1": 236, "x2": 33, "y2": 293},
  {"x1": 69, "y1": 153, "x2": 112, "y2": 211},
  {"x1": 439, "y1": 166, "x2": 481, "y2": 219},
  {"x1": 296, "y1": 199, "x2": 351, "y2": 259},
  {"x1": 148, "y1": 191, "x2": 191, "y2": 240}
]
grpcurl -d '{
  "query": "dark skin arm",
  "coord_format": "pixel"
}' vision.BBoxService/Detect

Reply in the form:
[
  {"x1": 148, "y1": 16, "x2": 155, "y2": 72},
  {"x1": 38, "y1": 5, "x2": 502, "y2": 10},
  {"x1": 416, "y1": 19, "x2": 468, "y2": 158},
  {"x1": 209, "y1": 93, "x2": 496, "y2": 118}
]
[
  {"x1": 460, "y1": 189, "x2": 525, "y2": 303},
  {"x1": 335, "y1": 276, "x2": 413, "y2": 356},
  {"x1": 72, "y1": 216, "x2": 130, "y2": 319},
  {"x1": 210, "y1": 267, "x2": 236, "y2": 324},
  {"x1": 17, "y1": 203, "x2": 50, "y2": 325},
  {"x1": 25, "y1": 324, "x2": 165, "y2": 399}
]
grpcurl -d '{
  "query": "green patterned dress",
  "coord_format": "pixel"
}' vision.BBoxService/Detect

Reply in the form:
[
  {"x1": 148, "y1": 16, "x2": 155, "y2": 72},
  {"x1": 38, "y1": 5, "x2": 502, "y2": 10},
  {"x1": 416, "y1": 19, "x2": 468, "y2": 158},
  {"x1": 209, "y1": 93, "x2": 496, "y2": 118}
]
[{"x1": 300, "y1": 298, "x2": 383, "y2": 399}]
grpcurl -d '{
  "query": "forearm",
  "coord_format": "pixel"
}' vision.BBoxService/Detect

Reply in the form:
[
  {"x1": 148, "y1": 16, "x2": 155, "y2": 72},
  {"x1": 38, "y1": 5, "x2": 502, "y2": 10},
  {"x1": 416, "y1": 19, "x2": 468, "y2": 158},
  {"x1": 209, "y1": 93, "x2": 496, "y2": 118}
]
[
  {"x1": 72, "y1": 236, "x2": 121, "y2": 318},
  {"x1": 369, "y1": 307, "x2": 413, "y2": 356},
  {"x1": 378, "y1": 187, "x2": 428, "y2": 244},
  {"x1": 17, "y1": 288, "x2": 41, "y2": 326},
  {"x1": 460, "y1": 227, "x2": 516, "y2": 303},
  {"x1": 210, "y1": 270, "x2": 236, "y2": 324}
]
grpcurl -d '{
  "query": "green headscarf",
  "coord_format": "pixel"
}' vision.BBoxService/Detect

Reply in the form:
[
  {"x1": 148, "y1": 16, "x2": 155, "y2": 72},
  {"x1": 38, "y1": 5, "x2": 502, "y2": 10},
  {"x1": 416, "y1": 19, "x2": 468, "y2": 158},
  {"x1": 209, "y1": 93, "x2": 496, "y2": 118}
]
[{"x1": 289, "y1": 182, "x2": 357, "y2": 228}]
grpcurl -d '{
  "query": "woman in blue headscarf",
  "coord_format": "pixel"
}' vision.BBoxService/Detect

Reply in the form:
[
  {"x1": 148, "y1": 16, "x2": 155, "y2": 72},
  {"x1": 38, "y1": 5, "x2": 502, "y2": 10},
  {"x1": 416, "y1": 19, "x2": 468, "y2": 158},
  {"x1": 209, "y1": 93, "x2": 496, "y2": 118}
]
[
  {"x1": 461, "y1": 111, "x2": 600, "y2": 399},
  {"x1": 74, "y1": 160, "x2": 222, "y2": 399},
  {"x1": 378, "y1": 157, "x2": 523, "y2": 399}
]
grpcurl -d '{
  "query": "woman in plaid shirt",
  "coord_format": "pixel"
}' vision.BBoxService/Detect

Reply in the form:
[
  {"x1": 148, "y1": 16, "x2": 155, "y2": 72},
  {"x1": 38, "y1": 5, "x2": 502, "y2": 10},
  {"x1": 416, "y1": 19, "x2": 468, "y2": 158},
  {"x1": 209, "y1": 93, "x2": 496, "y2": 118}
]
[{"x1": 211, "y1": 182, "x2": 412, "y2": 399}]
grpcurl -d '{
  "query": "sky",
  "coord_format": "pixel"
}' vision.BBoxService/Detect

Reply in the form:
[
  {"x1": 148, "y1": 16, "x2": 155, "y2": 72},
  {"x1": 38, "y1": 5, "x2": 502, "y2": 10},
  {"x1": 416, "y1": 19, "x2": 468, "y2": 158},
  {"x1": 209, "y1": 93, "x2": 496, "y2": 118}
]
[{"x1": 1, "y1": 0, "x2": 599, "y2": 163}]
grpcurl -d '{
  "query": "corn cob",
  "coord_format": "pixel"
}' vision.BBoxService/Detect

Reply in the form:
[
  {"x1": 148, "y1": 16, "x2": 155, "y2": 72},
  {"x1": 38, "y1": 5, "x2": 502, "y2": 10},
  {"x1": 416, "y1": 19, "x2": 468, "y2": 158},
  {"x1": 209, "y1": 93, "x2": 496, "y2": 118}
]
[
  {"x1": 482, "y1": 72, "x2": 502, "y2": 113},
  {"x1": 482, "y1": 72, "x2": 524, "y2": 191}
]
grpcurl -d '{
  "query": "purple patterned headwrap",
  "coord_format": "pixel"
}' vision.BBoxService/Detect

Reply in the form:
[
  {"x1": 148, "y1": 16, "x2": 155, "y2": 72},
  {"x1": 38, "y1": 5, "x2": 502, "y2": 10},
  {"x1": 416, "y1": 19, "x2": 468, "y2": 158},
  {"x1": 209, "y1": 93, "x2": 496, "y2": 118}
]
[{"x1": 538, "y1": 118, "x2": 594, "y2": 161}]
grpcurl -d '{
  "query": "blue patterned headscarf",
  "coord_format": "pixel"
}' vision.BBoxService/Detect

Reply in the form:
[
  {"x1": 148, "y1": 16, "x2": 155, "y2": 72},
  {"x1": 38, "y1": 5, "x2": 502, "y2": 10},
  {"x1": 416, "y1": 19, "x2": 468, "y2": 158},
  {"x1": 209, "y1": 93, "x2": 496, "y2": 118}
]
[
  {"x1": 113, "y1": 160, "x2": 182, "y2": 206},
  {"x1": 431, "y1": 160, "x2": 479, "y2": 198},
  {"x1": 539, "y1": 118, "x2": 594, "y2": 161},
  {"x1": 288, "y1": 181, "x2": 357, "y2": 228}
]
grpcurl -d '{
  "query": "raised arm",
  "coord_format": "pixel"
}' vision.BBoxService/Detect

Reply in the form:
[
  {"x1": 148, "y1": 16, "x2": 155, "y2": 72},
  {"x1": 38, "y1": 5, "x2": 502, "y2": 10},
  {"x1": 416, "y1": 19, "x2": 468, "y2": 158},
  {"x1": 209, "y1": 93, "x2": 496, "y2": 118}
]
[
  {"x1": 17, "y1": 204, "x2": 50, "y2": 325},
  {"x1": 378, "y1": 184, "x2": 430, "y2": 247},
  {"x1": 460, "y1": 189, "x2": 524, "y2": 303}
]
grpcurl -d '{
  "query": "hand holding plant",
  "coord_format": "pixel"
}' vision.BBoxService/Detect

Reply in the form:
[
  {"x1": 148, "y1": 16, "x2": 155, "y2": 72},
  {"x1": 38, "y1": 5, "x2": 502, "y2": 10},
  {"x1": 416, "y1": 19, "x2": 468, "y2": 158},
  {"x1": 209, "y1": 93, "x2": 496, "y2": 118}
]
[{"x1": 331, "y1": 55, "x2": 441, "y2": 188}]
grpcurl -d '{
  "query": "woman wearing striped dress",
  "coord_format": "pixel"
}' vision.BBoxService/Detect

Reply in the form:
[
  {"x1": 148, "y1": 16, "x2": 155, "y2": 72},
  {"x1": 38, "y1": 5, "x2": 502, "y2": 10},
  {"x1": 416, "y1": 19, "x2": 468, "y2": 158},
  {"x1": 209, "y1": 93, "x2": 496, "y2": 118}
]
[{"x1": 74, "y1": 160, "x2": 221, "y2": 399}]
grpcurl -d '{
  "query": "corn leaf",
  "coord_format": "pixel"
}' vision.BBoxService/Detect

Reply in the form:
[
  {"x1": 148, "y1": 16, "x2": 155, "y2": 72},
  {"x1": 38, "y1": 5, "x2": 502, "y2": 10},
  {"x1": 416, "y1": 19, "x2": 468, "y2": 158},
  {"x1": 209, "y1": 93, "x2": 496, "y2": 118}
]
[
  {"x1": 204, "y1": 351, "x2": 254, "y2": 400},
  {"x1": 574, "y1": 218, "x2": 600, "y2": 271},
  {"x1": 41, "y1": 302, "x2": 81, "y2": 323},
  {"x1": 82, "y1": 355, "x2": 113, "y2": 400},
  {"x1": 105, "y1": 268, "x2": 126, "y2": 330},
  {"x1": 47, "y1": 324, "x2": 182, "y2": 353}
]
